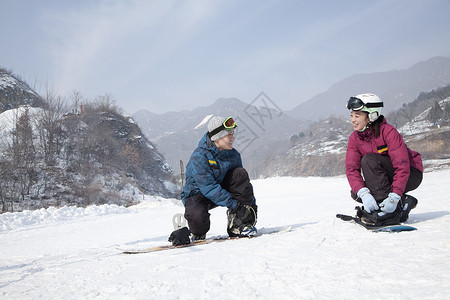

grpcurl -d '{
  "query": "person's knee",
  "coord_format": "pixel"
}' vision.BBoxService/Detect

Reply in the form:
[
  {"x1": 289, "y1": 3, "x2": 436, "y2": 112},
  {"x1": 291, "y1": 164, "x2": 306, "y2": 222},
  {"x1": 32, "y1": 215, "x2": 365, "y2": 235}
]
[
  {"x1": 231, "y1": 167, "x2": 251, "y2": 183},
  {"x1": 230, "y1": 167, "x2": 248, "y2": 178},
  {"x1": 185, "y1": 207, "x2": 207, "y2": 222},
  {"x1": 361, "y1": 153, "x2": 379, "y2": 168},
  {"x1": 186, "y1": 211, "x2": 210, "y2": 236}
]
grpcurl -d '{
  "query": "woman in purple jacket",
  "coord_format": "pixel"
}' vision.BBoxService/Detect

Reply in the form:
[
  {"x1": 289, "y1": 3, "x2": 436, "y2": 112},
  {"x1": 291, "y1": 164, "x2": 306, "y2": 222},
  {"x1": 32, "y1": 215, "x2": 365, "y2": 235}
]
[{"x1": 345, "y1": 93, "x2": 423, "y2": 225}]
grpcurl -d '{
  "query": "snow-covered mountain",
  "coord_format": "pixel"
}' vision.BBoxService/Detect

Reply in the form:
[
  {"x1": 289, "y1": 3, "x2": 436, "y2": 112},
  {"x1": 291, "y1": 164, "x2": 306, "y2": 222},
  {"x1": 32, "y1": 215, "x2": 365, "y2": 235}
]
[
  {"x1": 135, "y1": 85, "x2": 450, "y2": 179},
  {"x1": 134, "y1": 57, "x2": 450, "y2": 179},
  {"x1": 261, "y1": 92, "x2": 450, "y2": 177},
  {"x1": 288, "y1": 56, "x2": 450, "y2": 121},
  {"x1": 263, "y1": 117, "x2": 351, "y2": 177},
  {"x1": 133, "y1": 96, "x2": 309, "y2": 178},
  {"x1": 0, "y1": 70, "x2": 177, "y2": 213},
  {"x1": 0, "y1": 68, "x2": 44, "y2": 112},
  {"x1": 0, "y1": 105, "x2": 177, "y2": 212},
  {"x1": 398, "y1": 97, "x2": 450, "y2": 171}
]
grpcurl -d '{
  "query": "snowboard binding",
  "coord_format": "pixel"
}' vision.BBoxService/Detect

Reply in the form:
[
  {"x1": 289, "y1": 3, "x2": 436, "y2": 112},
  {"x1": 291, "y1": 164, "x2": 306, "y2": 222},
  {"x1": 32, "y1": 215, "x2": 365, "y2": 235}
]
[{"x1": 356, "y1": 206, "x2": 401, "y2": 227}]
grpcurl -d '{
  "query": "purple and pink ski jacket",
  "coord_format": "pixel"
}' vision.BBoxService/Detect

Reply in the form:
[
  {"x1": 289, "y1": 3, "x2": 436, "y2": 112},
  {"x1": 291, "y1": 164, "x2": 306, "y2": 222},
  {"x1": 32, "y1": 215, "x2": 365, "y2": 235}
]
[{"x1": 345, "y1": 117, "x2": 423, "y2": 196}]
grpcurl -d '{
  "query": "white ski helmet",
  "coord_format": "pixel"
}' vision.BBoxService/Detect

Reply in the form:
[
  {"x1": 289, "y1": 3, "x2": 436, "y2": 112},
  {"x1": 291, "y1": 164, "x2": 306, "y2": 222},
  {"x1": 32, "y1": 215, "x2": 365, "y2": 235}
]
[{"x1": 347, "y1": 93, "x2": 383, "y2": 123}]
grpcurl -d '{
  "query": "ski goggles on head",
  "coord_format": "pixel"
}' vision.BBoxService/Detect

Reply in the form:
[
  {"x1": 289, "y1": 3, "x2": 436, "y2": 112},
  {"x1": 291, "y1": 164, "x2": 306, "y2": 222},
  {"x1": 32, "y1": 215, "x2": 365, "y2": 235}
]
[
  {"x1": 347, "y1": 97, "x2": 384, "y2": 111},
  {"x1": 209, "y1": 117, "x2": 237, "y2": 138},
  {"x1": 222, "y1": 116, "x2": 237, "y2": 129}
]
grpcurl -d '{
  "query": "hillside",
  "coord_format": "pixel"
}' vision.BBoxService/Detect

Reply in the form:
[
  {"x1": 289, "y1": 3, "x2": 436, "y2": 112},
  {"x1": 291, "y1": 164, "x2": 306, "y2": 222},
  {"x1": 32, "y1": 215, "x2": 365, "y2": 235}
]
[
  {"x1": 262, "y1": 87, "x2": 450, "y2": 177},
  {"x1": 0, "y1": 68, "x2": 44, "y2": 112},
  {"x1": 133, "y1": 95, "x2": 309, "y2": 178},
  {"x1": 288, "y1": 56, "x2": 450, "y2": 121},
  {"x1": 264, "y1": 117, "x2": 351, "y2": 177},
  {"x1": 0, "y1": 70, "x2": 177, "y2": 213}
]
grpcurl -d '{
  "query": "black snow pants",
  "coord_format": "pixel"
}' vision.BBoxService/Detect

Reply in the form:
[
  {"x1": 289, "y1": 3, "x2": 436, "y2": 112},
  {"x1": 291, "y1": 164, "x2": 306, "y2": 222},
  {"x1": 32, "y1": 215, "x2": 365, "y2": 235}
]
[
  {"x1": 184, "y1": 167, "x2": 255, "y2": 236},
  {"x1": 354, "y1": 153, "x2": 423, "y2": 202}
]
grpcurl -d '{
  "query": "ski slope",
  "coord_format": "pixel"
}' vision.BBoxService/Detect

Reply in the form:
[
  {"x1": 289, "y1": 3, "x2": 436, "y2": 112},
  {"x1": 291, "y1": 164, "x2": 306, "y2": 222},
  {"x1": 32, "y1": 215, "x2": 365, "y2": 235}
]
[{"x1": 1, "y1": 169, "x2": 449, "y2": 299}]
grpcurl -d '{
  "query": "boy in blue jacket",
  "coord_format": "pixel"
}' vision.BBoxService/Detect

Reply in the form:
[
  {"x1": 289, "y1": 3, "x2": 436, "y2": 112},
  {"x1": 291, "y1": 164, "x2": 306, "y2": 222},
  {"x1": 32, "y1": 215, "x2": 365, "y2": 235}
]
[{"x1": 180, "y1": 116, "x2": 257, "y2": 241}]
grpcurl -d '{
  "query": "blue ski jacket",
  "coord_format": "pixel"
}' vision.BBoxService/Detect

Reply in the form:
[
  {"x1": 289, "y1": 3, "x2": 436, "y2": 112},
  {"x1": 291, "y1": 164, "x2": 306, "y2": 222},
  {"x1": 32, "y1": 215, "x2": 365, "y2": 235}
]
[{"x1": 181, "y1": 133, "x2": 242, "y2": 210}]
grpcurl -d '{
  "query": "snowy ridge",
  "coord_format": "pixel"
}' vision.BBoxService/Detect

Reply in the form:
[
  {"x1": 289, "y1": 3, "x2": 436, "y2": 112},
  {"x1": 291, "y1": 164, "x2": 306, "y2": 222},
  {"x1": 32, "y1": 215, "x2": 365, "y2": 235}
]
[
  {"x1": 0, "y1": 73, "x2": 18, "y2": 89},
  {"x1": 0, "y1": 72, "x2": 35, "y2": 95},
  {"x1": 1, "y1": 169, "x2": 449, "y2": 298},
  {"x1": 0, "y1": 70, "x2": 42, "y2": 111},
  {"x1": 288, "y1": 134, "x2": 348, "y2": 157},
  {"x1": 0, "y1": 103, "x2": 176, "y2": 211},
  {"x1": 399, "y1": 97, "x2": 450, "y2": 135},
  {"x1": 288, "y1": 119, "x2": 350, "y2": 158},
  {"x1": 194, "y1": 114, "x2": 213, "y2": 129}
]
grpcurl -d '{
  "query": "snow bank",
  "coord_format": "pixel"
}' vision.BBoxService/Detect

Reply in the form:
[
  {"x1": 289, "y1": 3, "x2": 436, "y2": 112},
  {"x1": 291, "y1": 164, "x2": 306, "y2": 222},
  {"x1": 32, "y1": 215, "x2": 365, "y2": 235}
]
[
  {"x1": 0, "y1": 205, "x2": 130, "y2": 231},
  {"x1": 0, "y1": 196, "x2": 181, "y2": 232}
]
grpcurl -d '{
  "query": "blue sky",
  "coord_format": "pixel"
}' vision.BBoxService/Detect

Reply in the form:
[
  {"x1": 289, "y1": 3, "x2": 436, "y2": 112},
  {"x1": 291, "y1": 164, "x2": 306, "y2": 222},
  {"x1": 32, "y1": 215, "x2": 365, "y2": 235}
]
[{"x1": 1, "y1": 0, "x2": 450, "y2": 114}]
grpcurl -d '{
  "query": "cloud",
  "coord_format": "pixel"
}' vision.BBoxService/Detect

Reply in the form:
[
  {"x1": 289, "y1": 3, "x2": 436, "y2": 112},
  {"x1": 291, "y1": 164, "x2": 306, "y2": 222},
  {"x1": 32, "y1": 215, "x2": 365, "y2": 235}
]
[
  {"x1": 28, "y1": 0, "x2": 450, "y2": 114},
  {"x1": 41, "y1": 0, "x2": 226, "y2": 96}
]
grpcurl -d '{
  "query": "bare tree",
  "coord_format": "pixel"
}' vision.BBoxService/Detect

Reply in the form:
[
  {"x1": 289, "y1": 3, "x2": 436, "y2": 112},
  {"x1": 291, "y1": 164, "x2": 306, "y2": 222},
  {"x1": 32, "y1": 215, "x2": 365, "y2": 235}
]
[
  {"x1": 36, "y1": 88, "x2": 66, "y2": 166},
  {"x1": 61, "y1": 91, "x2": 86, "y2": 169},
  {"x1": 5, "y1": 107, "x2": 38, "y2": 206},
  {"x1": 0, "y1": 161, "x2": 21, "y2": 213},
  {"x1": 122, "y1": 143, "x2": 142, "y2": 172},
  {"x1": 427, "y1": 101, "x2": 444, "y2": 124},
  {"x1": 69, "y1": 90, "x2": 83, "y2": 114},
  {"x1": 443, "y1": 102, "x2": 450, "y2": 121},
  {"x1": 92, "y1": 93, "x2": 122, "y2": 114},
  {"x1": 397, "y1": 103, "x2": 415, "y2": 124}
]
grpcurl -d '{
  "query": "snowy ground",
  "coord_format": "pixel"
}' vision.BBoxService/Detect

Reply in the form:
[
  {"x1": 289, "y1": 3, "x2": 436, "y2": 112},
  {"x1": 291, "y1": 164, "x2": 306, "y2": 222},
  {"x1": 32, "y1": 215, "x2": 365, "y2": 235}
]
[{"x1": 1, "y1": 169, "x2": 450, "y2": 299}]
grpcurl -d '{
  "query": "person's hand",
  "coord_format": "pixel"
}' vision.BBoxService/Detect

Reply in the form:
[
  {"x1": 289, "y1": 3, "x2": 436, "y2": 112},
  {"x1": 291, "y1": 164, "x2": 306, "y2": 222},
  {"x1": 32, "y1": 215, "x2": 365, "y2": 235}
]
[
  {"x1": 229, "y1": 203, "x2": 251, "y2": 220},
  {"x1": 379, "y1": 192, "x2": 401, "y2": 214},
  {"x1": 357, "y1": 187, "x2": 379, "y2": 213}
]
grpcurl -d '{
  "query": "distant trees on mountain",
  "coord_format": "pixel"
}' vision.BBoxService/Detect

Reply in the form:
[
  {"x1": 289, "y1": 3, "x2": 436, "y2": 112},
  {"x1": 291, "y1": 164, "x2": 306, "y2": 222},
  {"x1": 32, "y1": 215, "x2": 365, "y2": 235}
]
[
  {"x1": 388, "y1": 84, "x2": 450, "y2": 127},
  {"x1": 282, "y1": 84, "x2": 450, "y2": 177}
]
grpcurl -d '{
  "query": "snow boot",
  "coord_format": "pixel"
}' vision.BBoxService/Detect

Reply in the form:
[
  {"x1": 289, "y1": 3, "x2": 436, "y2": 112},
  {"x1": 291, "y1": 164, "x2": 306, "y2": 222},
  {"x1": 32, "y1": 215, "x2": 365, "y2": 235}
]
[
  {"x1": 227, "y1": 204, "x2": 257, "y2": 237},
  {"x1": 399, "y1": 194, "x2": 418, "y2": 222},
  {"x1": 190, "y1": 233, "x2": 206, "y2": 242},
  {"x1": 239, "y1": 224, "x2": 257, "y2": 237}
]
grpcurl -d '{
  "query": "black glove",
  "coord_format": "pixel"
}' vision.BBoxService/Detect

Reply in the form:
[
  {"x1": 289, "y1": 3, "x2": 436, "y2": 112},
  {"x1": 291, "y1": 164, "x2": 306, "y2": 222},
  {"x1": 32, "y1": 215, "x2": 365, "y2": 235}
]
[
  {"x1": 230, "y1": 203, "x2": 247, "y2": 219},
  {"x1": 227, "y1": 204, "x2": 257, "y2": 237},
  {"x1": 228, "y1": 204, "x2": 257, "y2": 227},
  {"x1": 232, "y1": 204, "x2": 257, "y2": 222},
  {"x1": 168, "y1": 227, "x2": 191, "y2": 246}
]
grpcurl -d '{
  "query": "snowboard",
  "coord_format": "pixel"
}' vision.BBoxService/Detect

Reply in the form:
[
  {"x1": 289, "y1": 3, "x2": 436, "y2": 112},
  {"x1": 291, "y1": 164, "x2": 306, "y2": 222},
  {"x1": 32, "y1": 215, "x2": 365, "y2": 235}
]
[
  {"x1": 336, "y1": 214, "x2": 417, "y2": 232},
  {"x1": 118, "y1": 225, "x2": 292, "y2": 254}
]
